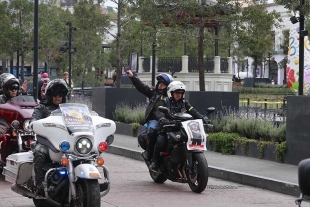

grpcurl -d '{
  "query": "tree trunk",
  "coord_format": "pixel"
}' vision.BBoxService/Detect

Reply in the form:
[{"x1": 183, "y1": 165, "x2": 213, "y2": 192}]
[
  {"x1": 115, "y1": 0, "x2": 122, "y2": 88},
  {"x1": 21, "y1": 54, "x2": 25, "y2": 83},
  {"x1": 198, "y1": 16, "x2": 205, "y2": 91}
]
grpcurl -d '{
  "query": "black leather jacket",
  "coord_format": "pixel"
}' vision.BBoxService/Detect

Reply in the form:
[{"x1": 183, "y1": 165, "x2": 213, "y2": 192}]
[
  {"x1": 129, "y1": 76, "x2": 165, "y2": 123},
  {"x1": 155, "y1": 97, "x2": 204, "y2": 121},
  {"x1": 31, "y1": 102, "x2": 59, "y2": 122}
]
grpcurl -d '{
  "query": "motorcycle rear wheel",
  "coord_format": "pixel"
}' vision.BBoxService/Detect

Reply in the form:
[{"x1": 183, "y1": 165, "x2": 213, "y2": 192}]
[
  {"x1": 186, "y1": 153, "x2": 208, "y2": 193},
  {"x1": 73, "y1": 179, "x2": 100, "y2": 207},
  {"x1": 149, "y1": 170, "x2": 167, "y2": 183}
]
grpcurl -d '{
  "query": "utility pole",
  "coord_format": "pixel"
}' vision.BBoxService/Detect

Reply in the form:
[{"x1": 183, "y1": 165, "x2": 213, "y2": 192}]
[{"x1": 151, "y1": 43, "x2": 156, "y2": 86}]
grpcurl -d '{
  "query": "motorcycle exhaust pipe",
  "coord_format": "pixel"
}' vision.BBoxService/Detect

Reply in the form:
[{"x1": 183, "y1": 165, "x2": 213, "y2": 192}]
[{"x1": 11, "y1": 183, "x2": 36, "y2": 198}]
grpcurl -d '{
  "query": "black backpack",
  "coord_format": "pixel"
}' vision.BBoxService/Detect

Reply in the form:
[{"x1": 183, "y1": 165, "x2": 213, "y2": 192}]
[{"x1": 137, "y1": 129, "x2": 148, "y2": 150}]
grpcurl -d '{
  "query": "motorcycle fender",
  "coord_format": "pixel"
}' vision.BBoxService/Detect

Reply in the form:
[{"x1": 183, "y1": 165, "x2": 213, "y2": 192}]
[{"x1": 74, "y1": 164, "x2": 102, "y2": 179}]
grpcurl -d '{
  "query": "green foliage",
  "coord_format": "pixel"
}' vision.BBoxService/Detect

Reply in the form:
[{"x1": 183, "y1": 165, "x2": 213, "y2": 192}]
[
  {"x1": 276, "y1": 141, "x2": 287, "y2": 163},
  {"x1": 208, "y1": 132, "x2": 240, "y2": 155},
  {"x1": 212, "y1": 109, "x2": 286, "y2": 143},
  {"x1": 132, "y1": 122, "x2": 140, "y2": 137},
  {"x1": 113, "y1": 102, "x2": 145, "y2": 125}
]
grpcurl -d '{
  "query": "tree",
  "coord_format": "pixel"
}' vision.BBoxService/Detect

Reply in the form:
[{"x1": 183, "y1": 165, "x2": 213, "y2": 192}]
[
  {"x1": 233, "y1": 2, "x2": 281, "y2": 77},
  {"x1": 275, "y1": 0, "x2": 310, "y2": 17},
  {"x1": 38, "y1": 3, "x2": 69, "y2": 74},
  {"x1": 71, "y1": 1, "x2": 110, "y2": 88}
]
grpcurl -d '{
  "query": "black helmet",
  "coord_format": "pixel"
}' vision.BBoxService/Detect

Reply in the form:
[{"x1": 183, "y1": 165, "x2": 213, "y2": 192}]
[
  {"x1": 0, "y1": 73, "x2": 20, "y2": 98},
  {"x1": 45, "y1": 79, "x2": 68, "y2": 104},
  {"x1": 155, "y1": 73, "x2": 174, "y2": 95}
]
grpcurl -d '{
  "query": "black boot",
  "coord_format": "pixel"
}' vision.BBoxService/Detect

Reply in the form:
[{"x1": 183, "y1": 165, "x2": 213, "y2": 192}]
[
  {"x1": 33, "y1": 146, "x2": 49, "y2": 196},
  {"x1": 149, "y1": 159, "x2": 159, "y2": 173}
]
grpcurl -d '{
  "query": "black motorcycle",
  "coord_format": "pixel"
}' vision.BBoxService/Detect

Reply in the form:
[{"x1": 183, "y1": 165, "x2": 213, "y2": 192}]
[{"x1": 141, "y1": 106, "x2": 215, "y2": 193}]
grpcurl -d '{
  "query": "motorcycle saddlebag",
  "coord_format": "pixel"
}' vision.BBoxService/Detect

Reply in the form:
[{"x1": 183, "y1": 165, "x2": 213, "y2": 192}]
[
  {"x1": 137, "y1": 129, "x2": 147, "y2": 150},
  {"x1": 3, "y1": 152, "x2": 33, "y2": 184},
  {"x1": 298, "y1": 158, "x2": 310, "y2": 196}
]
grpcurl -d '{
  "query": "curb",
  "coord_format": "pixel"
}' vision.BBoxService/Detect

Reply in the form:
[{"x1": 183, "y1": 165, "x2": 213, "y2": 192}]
[{"x1": 106, "y1": 145, "x2": 300, "y2": 197}]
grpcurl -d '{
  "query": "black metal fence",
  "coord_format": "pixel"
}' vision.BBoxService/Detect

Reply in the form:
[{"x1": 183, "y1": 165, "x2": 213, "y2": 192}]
[
  {"x1": 142, "y1": 57, "x2": 150, "y2": 72},
  {"x1": 157, "y1": 57, "x2": 182, "y2": 73},
  {"x1": 141, "y1": 56, "x2": 228, "y2": 73},
  {"x1": 221, "y1": 58, "x2": 228, "y2": 73},
  {"x1": 188, "y1": 57, "x2": 214, "y2": 73}
]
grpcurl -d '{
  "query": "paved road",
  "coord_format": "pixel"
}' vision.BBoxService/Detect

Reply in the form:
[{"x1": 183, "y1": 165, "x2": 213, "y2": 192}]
[{"x1": 0, "y1": 153, "x2": 307, "y2": 207}]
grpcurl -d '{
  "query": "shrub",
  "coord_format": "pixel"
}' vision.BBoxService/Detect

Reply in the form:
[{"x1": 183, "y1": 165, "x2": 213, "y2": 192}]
[
  {"x1": 132, "y1": 122, "x2": 140, "y2": 137},
  {"x1": 208, "y1": 132, "x2": 241, "y2": 155},
  {"x1": 113, "y1": 102, "x2": 146, "y2": 125},
  {"x1": 211, "y1": 107, "x2": 286, "y2": 143}
]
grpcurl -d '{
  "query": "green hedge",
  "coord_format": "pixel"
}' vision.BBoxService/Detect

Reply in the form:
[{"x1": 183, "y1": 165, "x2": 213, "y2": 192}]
[
  {"x1": 208, "y1": 132, "x2": 287, "y2": 162},
  {"x1": 233, "y1": 87, "x2": 294, "y2": 95},
  {"x1": 113, "y1": 102, "x2": 145, "y2": 125}
]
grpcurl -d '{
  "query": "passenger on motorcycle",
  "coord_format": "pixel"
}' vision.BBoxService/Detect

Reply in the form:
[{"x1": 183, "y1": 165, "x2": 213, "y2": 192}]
[
  {"x1": 126, "y1": 70, "x2": 174, "y2": 161},
  {"x1": 0, "y1": 73, "x2": 28, "y2": 104},
  {"x1": 30, "y1": 79, "x2": 68, "y2": 194},
  {"x1": 150, "y1": 81, "x2": 210, "y2": 172}
]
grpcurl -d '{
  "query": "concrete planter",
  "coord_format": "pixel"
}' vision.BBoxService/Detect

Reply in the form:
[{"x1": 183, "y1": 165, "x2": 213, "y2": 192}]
[
  {"x1": 263, "y1": 144, "x2": 276, "y2": 162},
  {"x1": 115, "y1": 122, "x2": 133, "y2": 136}
]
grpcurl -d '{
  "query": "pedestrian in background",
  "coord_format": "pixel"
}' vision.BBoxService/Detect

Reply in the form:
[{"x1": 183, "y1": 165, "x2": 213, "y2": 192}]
[{"x1": 63, "y1": 72, "x2": 74, "y2": 101}]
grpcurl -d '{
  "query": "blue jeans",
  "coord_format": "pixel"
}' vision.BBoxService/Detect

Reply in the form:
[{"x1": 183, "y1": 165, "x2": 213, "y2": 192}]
[{"x1": 147, "y1": 120, "x2": 158, "y2": 130}]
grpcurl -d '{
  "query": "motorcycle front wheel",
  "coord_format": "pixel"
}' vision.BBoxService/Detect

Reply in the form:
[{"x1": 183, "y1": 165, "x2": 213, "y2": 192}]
[
  {"x1": 186, "y1": 153, "x2": 208, "y2": 193},
  {"x1": 73, "y1": 179, "x2": 100, "y2": 207}
]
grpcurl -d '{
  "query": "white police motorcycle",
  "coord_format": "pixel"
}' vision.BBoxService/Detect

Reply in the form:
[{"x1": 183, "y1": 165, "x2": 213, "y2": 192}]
[{"x1": 2, "y1": 103, "x2": 116, "y2": 207}]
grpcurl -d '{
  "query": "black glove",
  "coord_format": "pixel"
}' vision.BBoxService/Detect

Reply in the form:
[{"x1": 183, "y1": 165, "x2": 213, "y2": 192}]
[
  {"x1": 202, "y1": 116, "x2": 211, "y2": 124},
  {"x1": 159, "y1": 118, "x2": 170, "y2": 125}
]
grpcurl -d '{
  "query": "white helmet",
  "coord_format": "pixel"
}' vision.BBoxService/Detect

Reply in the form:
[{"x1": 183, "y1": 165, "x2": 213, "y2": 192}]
[{"x1": 167, "y1": 81, "x2": 186, "y2": 100}]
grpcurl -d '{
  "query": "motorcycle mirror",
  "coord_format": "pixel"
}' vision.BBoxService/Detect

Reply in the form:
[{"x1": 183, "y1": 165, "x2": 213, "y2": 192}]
[
  {"x1": 106, "y1": 134, "x2": 114, "y2": 145},
  {"x1": 206, "y1": 107, "x2": 215, "y2": 115},
  {"x1": 158, "y1": 107, "x2": 170, "y2": 114},
  {"x1": 298, "y1": 158, "x2": 310, "y2": 196}
]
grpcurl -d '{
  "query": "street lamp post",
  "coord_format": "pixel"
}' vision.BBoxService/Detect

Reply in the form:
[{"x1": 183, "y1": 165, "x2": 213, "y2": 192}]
[
  {"x1": 67, "y1": 22, "x2": 74, "y2": 88},
  {"x1": 33, "y1": 0, "x2": 39, "y2": 101},
  {"x1": 151, "y1": 42, "x2": 156, "y2": 86}
]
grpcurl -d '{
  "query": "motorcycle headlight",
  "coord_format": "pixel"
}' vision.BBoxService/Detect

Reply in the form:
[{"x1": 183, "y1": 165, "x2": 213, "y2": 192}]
[
  {"x1": 23, "y1": 119, "x2": 31, "y2": 132},
  {"x1": 75, "y1": 137, "x2": 92, "y2": 155},
  {"x1": 11, "y1": 120, "x2": 20, "y2": 129}
]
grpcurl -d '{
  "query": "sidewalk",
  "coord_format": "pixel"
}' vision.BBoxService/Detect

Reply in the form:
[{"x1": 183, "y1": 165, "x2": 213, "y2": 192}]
[{"x1": 107, "y1": 134, "x2": 300, "y2": 197}]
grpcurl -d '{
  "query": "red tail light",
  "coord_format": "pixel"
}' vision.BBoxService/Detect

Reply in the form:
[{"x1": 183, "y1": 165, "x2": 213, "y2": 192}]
[{"x1": 98, "y1": 142, "x2": 108, "y2": 152}]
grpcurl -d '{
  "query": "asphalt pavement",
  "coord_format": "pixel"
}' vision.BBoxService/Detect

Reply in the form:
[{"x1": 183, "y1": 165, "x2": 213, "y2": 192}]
[{"x1": 108, "y1": 134, "x2": 300, "y2": 197}]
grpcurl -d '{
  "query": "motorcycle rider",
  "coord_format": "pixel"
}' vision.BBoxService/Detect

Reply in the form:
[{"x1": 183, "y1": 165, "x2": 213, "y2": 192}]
[
  {"x1": 150, "y1": 81, "x2": 211, "y2": 172},
  {"x1": 0, "y1": 73, "x2": 28, "y2": 104},
  {"x1": 126, "y1": 70, "x2": 174, "y2": 161},
  {"x1": 31, "y1": 79, "x2": 68, "y2": 194}
]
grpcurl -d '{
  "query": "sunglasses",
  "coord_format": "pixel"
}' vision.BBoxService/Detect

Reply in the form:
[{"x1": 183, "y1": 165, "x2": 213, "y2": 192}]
[
  {"x1": 51, "y1": 90, "x2": 66, "y2": 97},
  {"x1": 8, "y1": 86, "x2": 19, "y2": 91}
]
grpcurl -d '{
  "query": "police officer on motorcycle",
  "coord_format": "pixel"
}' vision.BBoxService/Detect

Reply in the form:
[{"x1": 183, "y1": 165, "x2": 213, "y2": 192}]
[
  {"x1": 0, "y1": 73, "x2": 28, "y2": 103},
  {"x1": 150, "y1": 81, "x2": 211, "y2": 172},
  {"x1": 31, "y1": 79, "x2": 68, "y2": 194},
  {"x1": 126, "y1": 70, "x2": 174, "y2": 161}
]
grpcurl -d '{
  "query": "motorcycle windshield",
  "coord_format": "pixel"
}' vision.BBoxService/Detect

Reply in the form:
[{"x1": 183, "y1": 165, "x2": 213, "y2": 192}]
[
  {"x1": 9, "y1": 96, "x2": 36, "y2": 106},
  {"x1": 59, "y1": 103, "x2": 93, "y2": 133}
]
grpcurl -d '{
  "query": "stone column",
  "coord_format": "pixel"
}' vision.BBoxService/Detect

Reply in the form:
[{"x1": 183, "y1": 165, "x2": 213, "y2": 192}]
[
  {"x1": 149, "y1": 56, "x2": 152, "y2": 73},
  {"x1": 180, "y1": 55, "x2": 189, "y2": 73},
  {"x1": 214, "y1": 56, "x2": 220, "y2": 74},
  {"x1": 138, "y1": 56, "x2": 144, "y2": 73},
  {"x1": 227, "y1": 57, "x2": 233, "y2": 74}
]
